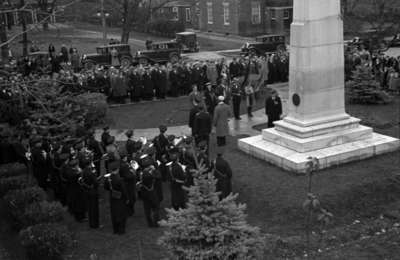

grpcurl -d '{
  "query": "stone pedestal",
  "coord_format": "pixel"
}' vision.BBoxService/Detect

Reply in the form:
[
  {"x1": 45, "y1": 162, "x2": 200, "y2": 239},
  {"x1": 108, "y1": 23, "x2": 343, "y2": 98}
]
[{"x1": 238, "y1": 0, "x2": 400, "y2": 173}]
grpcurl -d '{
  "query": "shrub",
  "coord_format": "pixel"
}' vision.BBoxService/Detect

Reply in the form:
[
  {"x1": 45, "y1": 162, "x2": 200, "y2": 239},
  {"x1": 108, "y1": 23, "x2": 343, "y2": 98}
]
[
  {"x1": 16, "y1": 201, "x2": 66, "y2": 230},
  {"x1": 4, "y1": 187, "x2": 47, "y2": 228},
  {"x1": 0, "y1": 163, "x2": 27, "y2": 178},
  {"x1": 346, "y1": 65, "x2": 393, "y2": 104},
  {"x1": 74, "y1": 93, "x2": 108, "y2": 128},
  {"x1": 0, "y1": 175, "x2": 33, "y2": 197},
  {"x1": 20, "y1": 223, "x2": 73, "y2": 260}
]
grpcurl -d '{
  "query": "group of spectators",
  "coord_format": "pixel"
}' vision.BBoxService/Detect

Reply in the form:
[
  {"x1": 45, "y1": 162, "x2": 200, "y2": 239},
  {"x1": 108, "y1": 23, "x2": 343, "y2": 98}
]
[
  {"x1": 345, "y1": 45, "x2": 400, "y2": 92},
  {"x1": 6, "y1": 41, "x2": 290, "y2": 105}
]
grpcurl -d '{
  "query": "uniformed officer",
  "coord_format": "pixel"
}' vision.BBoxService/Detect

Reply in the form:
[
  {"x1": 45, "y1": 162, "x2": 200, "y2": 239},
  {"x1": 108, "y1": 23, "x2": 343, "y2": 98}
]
[{"x1": 231, "y1": 78, "x2": 242, "y2": 120}]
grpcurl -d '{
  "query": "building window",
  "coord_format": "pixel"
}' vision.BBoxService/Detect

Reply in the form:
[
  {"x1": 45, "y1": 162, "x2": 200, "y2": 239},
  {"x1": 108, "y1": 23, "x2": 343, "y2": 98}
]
[
  {"x1": 172, "y1": 7, "x2": 179, "y2": 20},
  {"x1": 270, "y1": 9, "x2": 276, "y2": 20},
  {"x1": 185, "y1": 8, "x2": 191, "y2": 22},
  {"x1": 283, "y1": 9, "x2": 290, "y2": 20},
  {"x1": 223, "y1": 2, "x2": 230, "y2": 25},
  {"x1": 251, "y1": 1, "x2": 261, "y2": 25},
  {"x1": 207, "y1": 2, "x2": 213, "y2": 24}
]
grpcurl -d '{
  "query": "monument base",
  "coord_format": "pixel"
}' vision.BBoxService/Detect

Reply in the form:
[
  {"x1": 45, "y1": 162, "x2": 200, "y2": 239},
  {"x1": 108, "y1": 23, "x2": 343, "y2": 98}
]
[{"x1": 238, "y1": 130, "x2": 400, "y2": 174}]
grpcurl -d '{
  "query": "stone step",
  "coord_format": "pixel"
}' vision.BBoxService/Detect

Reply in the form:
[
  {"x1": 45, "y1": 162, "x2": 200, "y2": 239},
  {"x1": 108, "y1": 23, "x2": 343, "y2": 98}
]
[
  {"x1": 262, "y1": 124, "x2": 373, "y2": 153},
  {"x1": 238, "y1": 133, "x2": 400, "y2": 174}
]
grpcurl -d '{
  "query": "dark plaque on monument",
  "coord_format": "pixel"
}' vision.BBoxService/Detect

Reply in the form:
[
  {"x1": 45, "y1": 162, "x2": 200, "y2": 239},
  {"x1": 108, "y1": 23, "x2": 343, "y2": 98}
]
[{"x1": 292, "y1": 93, "x2": 300, "y2": 106}]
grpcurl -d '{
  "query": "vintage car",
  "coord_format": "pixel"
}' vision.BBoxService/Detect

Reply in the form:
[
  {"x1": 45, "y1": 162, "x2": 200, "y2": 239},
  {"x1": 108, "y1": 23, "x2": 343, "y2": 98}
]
[
  {"x1": 175, "y1": 32, "x2": 200, "y2": 52},
  {"x1": 389, "y1": 33, "x2": 400, "y2": 47},
  {"x1": 241, "y1": 34, "x2": 286, "y2": 56},
  {"x1": 135, "y1": 41, "x2": 181, "y2": 64},
  {"x1": 346, "y1": 36, "x2": 388, "y2": 52},
  {"x1": 81, "y1": 44, "x2": 133, "y2": 70}
]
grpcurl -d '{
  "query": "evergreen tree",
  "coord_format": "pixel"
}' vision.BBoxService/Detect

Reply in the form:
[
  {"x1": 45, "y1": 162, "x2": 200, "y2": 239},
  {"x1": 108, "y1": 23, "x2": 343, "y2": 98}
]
[
  {"x1": 346, "y1": 64, "x2": 392, "y2": 104},
  {"x1": 159, "y1": 166, "x2": 265, "y2": 260}
]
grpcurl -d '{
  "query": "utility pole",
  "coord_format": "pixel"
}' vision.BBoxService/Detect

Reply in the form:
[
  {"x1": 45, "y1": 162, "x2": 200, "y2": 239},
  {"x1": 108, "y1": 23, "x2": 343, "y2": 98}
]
[
  {"x1": 100, "y1": 0, "x2": 107, "y2": 44},
  {"x1": 20, "y1": 0, "x2": 28, "y2": 56}
]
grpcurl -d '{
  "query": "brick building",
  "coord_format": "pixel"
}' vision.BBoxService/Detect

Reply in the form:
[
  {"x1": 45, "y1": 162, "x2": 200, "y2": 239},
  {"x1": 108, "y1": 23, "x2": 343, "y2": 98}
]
[
  {"x1": 155, "y1": 0, "x2": 199, "y2": 29},
  {"x1": 199, "y1": 0, "x2": 293, "y2": 36}
]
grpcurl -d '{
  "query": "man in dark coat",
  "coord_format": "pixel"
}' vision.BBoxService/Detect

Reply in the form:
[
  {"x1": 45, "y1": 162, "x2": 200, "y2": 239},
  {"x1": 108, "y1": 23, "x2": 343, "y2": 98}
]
[
  {"x1": 138, "y1": 167, "x2": 160, "y2": 227},
  {"x1": 31, "y1": 138, "x2": 49, "y2": 190},
  {"x1": 128, "y1": 69, "x2": 142, "y2": 102},
  {"x1": 104, "y1": 161, "x2": 129, "y2": 234},
  {"x1": 231, "y1": 79, "x2": 242, "y2": 120},
  {"x1": 86, "y1": 130, "x2": 104, "y2": 176},
  {"x1": 265, "y1": 90, "x2": 283, "y2": 128},
  {"x1": 101, "y1": 127, "x2": 111, "y2": 149},
  {"x1": 213, "y1": 151, "x2": 232, "y2": 199},
  {"x1": 229, "y1": 58, "x2": 242, "y2": 79},
  {"x1": 193, "y1": 105, "x2": 212, "y2": 147},
  {"x1": 65, "y1": 159, "x2": 87, "y2": 222},
  {"x1": 81, "y1": 158, "x2": 100, "y2": 228},
  {"x1": 142, "y1": 69, "x2": 154, "y2": 100},
  {"x1": 188, "y1": 104, "x2": 201, "y2": 136},
  {"x1": 119, "y1": 152, "x2": 137, "y2": 216},
  {"x1": 169, "y1": 68, "x2": 179, "y2": 97},
  {"x1": 168, "y1": 148, "x2": 186, "y2": 210}
]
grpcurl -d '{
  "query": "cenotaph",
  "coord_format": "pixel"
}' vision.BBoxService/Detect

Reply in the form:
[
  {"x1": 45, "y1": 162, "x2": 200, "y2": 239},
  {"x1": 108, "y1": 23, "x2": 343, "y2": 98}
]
[{"x1": 238, "y1": 0, "x2": 400, "y2": 173}]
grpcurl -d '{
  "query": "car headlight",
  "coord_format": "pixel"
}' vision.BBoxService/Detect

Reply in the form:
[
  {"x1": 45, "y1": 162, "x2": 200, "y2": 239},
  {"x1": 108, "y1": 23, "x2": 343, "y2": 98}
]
[
  {"x1": 137, "y1": 51, "x2": 141, "y2": 55},
  {"x1": 82, "y1": 55, "x2": 87, "y2": 59}
]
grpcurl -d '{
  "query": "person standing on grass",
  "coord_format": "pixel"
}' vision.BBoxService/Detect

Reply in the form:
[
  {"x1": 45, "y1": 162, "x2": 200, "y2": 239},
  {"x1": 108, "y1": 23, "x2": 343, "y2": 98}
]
[
  {"x1": 265, "y1": 89, "x2": 283, "y2": 128},
  {"x1": 168, "y1": 147, "x2": 187, "y2": 210},
  {"x1": 80, "y1": 158, "x2": 101, "y2": 229},
  {"x1": 231, "y1": 78, "x2": 242, "y2": 120},
  {"x1": 212, "y1": 149, "x2": 233, "y2": 200},
  {"x1": 245, "y1": 82, "x2": 255, "y2": 118},
  {"x1": 119, "y1": 151, "x2": 137, "y2": 216},
  {"x1": 213, "y1": 96, "x2": 232, "y2": 147},
  {"x1": 193, "y1": 105, "x2": 212, "y2": 148},
  {"x1": 104, "y1": 161, "x2": 129, "y2": 235}
]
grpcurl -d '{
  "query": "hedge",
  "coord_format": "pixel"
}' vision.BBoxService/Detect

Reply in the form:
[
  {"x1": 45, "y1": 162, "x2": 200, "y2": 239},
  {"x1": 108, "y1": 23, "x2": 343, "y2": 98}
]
[{"x1": 20, "y1": 223, "x2": 73, "y2": 260}]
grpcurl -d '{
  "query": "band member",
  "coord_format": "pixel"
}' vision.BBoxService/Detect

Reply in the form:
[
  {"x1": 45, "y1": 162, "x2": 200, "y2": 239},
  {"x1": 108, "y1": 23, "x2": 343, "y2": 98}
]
[
  {"x1": 137, "y1": 167, "x2": 160, "y2": 227},
  {"x1": 119, "y1": 151, "x2": 137, "y2": 216},
  {"x1": 65, "y1": 159, "x2": 87, "y2": 222},
  {"x1": 167, "y1": 147, "x2": 186, "y2": 210},
  {"x1": 80, "y1": 158, "x2": 101, "y2": 228},
  {"x1": 212, "y1": 150, "x2": 233, "y2": 200},
  {"x1": 104, "y1": 161, "x2": 129, "y2": 235}
]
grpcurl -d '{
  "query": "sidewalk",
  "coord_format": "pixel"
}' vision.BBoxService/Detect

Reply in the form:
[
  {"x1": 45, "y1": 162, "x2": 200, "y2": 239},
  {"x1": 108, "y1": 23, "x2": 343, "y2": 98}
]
[{"x1": 96, "y1": 83, "x2": 289, "y2": 142}]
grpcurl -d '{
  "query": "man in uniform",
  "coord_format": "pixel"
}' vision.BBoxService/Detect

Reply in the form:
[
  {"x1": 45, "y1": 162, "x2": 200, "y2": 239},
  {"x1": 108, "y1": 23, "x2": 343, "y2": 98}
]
[
  {"x1": 104, "y1": 161, "x2": 129, "y2": 235},
  {"x1": 231, "y1": 78, "x2": 242, "y2": 120},
  {"x1": 119, "y1": 151, "x2": 137, "y2": 216},
  {"x1": 137, "y1": 167, "x2": 160, "y2": 227},
  {"x1": 212, "y1": 149, "x2": 233, "y2": 200},
  {"x1": 193, "y1": 105, "x2": 212, "y2": 148},
  {"x1": 265, "y1": 89, "x2": 283, "y2": 128},
  {"x1": 81, "y1": 157, "x2": 100, "y2": 229},
  {"x1": 168, "y1": 147, "x2": 186, "y2": 210}
]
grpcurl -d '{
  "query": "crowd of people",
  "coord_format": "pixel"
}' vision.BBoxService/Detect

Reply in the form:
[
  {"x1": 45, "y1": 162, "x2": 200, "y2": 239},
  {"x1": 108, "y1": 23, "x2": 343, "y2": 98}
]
[
  {"x1": 345, "y1": 45, "x2": 400, "y2": 92},
  {"x1": 7, "y1": 42, "x2": 290, "y2": 104},
  {"x1": 0, "y1": 119, "x2": 235, "y2": 234}
]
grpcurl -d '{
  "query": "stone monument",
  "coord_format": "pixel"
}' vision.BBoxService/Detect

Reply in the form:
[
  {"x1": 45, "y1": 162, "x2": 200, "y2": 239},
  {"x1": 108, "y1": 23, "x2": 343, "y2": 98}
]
[{"x1": 239, "y1": 0, "x2": 399, "y2": 173}]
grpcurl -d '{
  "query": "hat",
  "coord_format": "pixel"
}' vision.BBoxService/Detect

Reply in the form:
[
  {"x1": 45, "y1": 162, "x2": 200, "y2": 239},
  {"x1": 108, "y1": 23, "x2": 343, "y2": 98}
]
[
  {"x1": 167, "y1": 135, "x2": 176, "y2": 143},
  {"x1": 184, "y1": 136, "x2": 193, "y2": 144},
  {"x1": 141, "y1": 157, "x2": 153, "y2": 168},
  {"x1": 108, "y1": 161, "x2": 120, "y2": 172},
  {"x1": 103, "y1": 126, "x2": 110, "y2": 131},
  {"x1": 69, "y1": 159, "x2": 79, "y2": 167},
  {"x1": 125, "y1": 130, "x2": 133, "y2": 138},
  {"x1": 159, "y1": 125, "x2": 167, "y2": 133},
  {"x1": 198, "y1": 140, "x2": 208, "y2": 150},
  {"x1": 218, "y1": 96, "x2": 225, "y2": 101},
  {"x1": 119, "y1": 150, "x2": 128, "y2": 159},
  {"x1": 144, "y1": 146, "x2": 156, "y2": 156},
  {"x1": 59, "y1": 153, "x2": 70, "y2": 161}
]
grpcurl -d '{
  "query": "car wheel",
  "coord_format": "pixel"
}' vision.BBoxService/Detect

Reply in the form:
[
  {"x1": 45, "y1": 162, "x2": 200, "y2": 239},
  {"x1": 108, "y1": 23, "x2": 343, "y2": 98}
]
[
  {"x1": 170, "y1": 53, "x2": 179, "y2": 63},
  {"x1": 84, "y1": 61, "x2": 95, "y2": 70},
  {"x1": 120, "y1": 57, "x2": 131, "y2": 67},
  {"x1": 249, "y1": 49, "x2": 257, "y2": 56},
  {"x1": 139, "y1": 58, "x2": 148, "y2": 65}
]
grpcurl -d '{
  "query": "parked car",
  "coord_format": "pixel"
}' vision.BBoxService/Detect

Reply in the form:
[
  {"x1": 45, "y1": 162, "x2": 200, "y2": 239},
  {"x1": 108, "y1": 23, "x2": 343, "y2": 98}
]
[
  {"x1": 81, "y1": 44, "x2": 133, "y2": 70},
  {"x1": 241, "y1": 34, "x2": 286, "y2": 56},
  {"x1": 135, "y1": 41, "x2": 181, "y2": 64},
  {"x1": 175, "y1": 32, "x2": 199, "y2": 53},
  {"x1": 389, "y1": 33, "x2": 400, "y2": 47}
]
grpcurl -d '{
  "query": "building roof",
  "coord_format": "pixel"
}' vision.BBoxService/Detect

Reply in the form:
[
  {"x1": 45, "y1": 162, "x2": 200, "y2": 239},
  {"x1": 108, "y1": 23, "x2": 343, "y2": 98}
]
[{"x1": 163, "y1": 0, "x2": 192, "y2": 7}]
